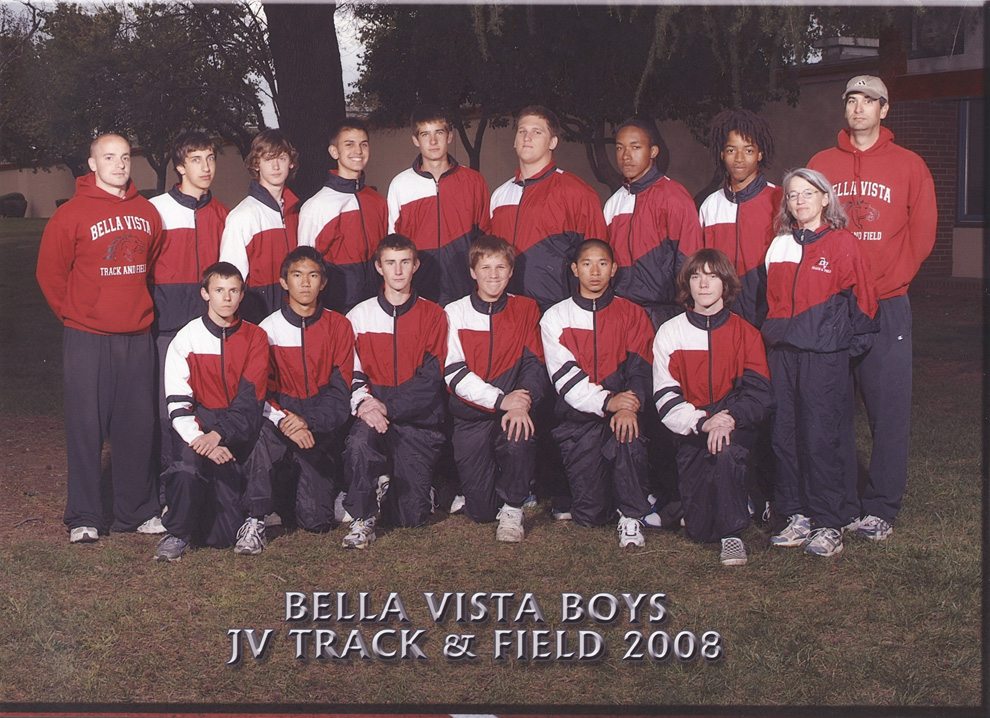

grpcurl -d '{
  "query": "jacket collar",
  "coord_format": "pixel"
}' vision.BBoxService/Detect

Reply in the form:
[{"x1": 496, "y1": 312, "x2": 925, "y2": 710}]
[
  {"x1": 279, "y1": 302, "x2": 325, "y2": 328},
  {"x1": 377, "y1": 288, "x2": 419, "y2": 318},
  {"x1": 168, "y1": 185, "x2": 212, "y2": 211},
  {"x1": 513, "y1": 162, "x2": 557, "y2": 188},
  {"x1": 324, "y1": 169, "x2": 365, "y2": 194},
  {"x1": 624, "y1": 165, "x2": 663, "y2": 195},
  {"x1": 249, "y1": 180, "x2": 299, "y2": 214},
  {"x1": 470, "y1": 289, "x2": 508, "y2": 315},
  {"x1": 685, "y1": 305, "x2": 730, "y2": 331},
  {"x1": 721, "y1": 173, "x2": 768, "y2": 204},
  {"x1": 792, "y1": 225, "x2": 831, "y2": 246},
  {"x1": 413, "y1": 155, "x2": 459, "y2": 181},
  {"x1": 572, "y1": 285, "x2": 615, "y2": 312},
  {"x1": 201, "y1": 313, "x2": 242, "y2": 338}
]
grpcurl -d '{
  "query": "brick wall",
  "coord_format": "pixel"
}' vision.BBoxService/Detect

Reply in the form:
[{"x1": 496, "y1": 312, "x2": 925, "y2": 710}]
[{"x1": 883, "y1": 100, "x2": 958, "y2": 279}]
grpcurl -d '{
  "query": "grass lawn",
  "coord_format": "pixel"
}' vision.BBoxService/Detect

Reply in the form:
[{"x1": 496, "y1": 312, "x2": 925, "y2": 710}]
[{"x1": 0, "y1": 218, "x2": 982, "y2": 713}]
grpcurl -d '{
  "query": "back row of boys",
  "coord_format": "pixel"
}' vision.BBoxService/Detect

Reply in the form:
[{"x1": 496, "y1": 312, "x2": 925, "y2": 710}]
[{"x1": 37, "y1": 79, "x2": 935, "y2": 564}]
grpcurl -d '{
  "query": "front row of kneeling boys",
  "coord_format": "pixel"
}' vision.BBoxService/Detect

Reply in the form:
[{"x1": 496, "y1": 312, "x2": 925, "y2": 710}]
[{"x1": 156, "y1": 235, "x2": 773, "y2": 567}]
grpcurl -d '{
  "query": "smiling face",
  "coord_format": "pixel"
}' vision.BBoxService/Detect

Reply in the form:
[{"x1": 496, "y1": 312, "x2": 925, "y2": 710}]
[
  {"x1": 280, "y1": 258, "x2": 326, "y2": 314},
  {"x1": 720, "y1": 130, "x2": 762, "y2": 191},
  {"x1": 571, "y1": 244, "x2": 616, "y2": 300},
  {"x1": 470, "y1": 251, "x2": 513, "y2": 303},
  {"x1": 88, "y1": 135, "x2": 131, "y2": 196},
  {"x1": 177, "y1": 148, "x2": 216, "y2": 197},
  {"x1": 615, "y1": 125, "x2": 659, "y2": 183},
  {"x1": 201, "y1": 274, "x2": 244, "y2": 325},
  {"x1": 786, "y1": 176, "x2": 828, "y2": 230},
  {"x1": 413, "y1": 121, "x2": 451, "y2": 164},
  {"x1": 329, "y1": 128, "x2": 370, "y2": 179},
  {"x1": 689, "y1": 263, "x2": 725, "y2": 315},
  {"x1": 513, "y1": 114, "x2": 558, "y2": 172}
]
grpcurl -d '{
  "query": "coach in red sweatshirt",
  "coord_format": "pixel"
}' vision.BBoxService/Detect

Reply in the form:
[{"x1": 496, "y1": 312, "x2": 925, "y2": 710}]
[{"x1": 37, "y1": 133, "x2": 164, "y2": 544}]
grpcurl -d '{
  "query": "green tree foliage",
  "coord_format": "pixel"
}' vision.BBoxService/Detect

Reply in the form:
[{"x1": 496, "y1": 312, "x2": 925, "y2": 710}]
[
  {"x1": 1, "y1": 3, "x2": 264, "y2": 192},
  {"x1": 354, "y1": 4, "x2": 887, "y2": 192}
]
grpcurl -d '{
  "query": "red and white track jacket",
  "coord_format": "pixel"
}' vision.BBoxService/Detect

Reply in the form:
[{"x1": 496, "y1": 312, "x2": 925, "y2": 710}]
[
  {"x1": 298, "y1": 171, "x2": 387, "y2": 313},
  {"x1": 762, "y1": 225, "x2": 880, "y2": 355},
  {"x1": 164, "y1": 315, "x2": 269, "y2": 446},
  {"x1": 652, "y1": 307, "x2": 773, "y2": 437},
  {"x1": 149, "y1": 186, "x2": 229, "y2": 333},
  {"x1": 259, "y1": 303, "x2": 355, "y2": 435},
  {"x1": 604, "y1": 165, "x2": 701, "y2": 312},
  {"x1": 387, "y1": 156, "x2": 490, "y2": 305},
  {"x1": 347, "y1": 291, "x2": 448, "y2": 427},
  {"x1": 220, "y1": 180, "x2": 300, "y2": 291},
  {"x1": 540, "y1": 286, "x2": 654, "y2": 422},
  {"x1": 807, "y1": 127, "x2": 937, "y2": 300},
  {"x1": 37, "y1": 173, "x2": 162, "y2": 335},
  {"x1": 444, "y1": 291, "x2": 547, "y2": 421},
  {"x1": 490, "y1": 163, "x2": 607, "y2": 311},
  {"x1": 698, "y1": 174, "x2": 782, "y2": 326}
]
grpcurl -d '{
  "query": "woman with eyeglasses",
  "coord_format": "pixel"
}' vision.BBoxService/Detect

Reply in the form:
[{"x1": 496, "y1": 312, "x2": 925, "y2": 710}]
[{"x1": 761, "y1": 168, "x2": 879, "y2": 558}]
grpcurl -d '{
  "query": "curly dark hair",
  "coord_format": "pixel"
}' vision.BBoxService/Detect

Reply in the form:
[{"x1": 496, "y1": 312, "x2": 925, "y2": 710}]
[{"x1": 707, "y1": 110, "x2": 775, "y2": 175}]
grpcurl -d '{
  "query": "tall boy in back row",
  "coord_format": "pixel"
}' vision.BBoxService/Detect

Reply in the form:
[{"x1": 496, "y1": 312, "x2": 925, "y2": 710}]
[
  {"x1": 387, "y1": 105, "x2": 490, "y2": 306},
  {"x1": 808, "y1": 75, "x2": 937, "y2": 541},
  {"x1": 298, "y1": 118, "x2": 388, "y2": 314}
]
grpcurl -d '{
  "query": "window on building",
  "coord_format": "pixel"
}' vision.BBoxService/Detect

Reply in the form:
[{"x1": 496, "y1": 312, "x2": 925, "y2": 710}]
[
  {"x1": 957, "y1": 98, "x2": 984, "y2": 224},
  {"x1": 910, "y1": 7, "x2": 967, "y2": 59}
]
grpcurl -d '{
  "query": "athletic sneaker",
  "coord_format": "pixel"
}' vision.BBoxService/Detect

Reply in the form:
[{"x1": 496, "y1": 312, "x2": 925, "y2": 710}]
[
  {"x1": 136, "y1": 516, "x2": 166, "y2": 534},
  {"x1": 449, "y1": 494, "x2": 466, "y2": 514},
  {"x1": 855, "y1": 514, "x2": 893, "y2": 542},
  {"x1": 234, "y1": 517, "x2": 266, "y2": 556},
  {"x1": 334, "y1": 492, "x2": 353, "y2": 524},
  {"x1": 495, "y1": 505, "x2": 525, "y2": 543},
  {"x1": 618, "y1": 516, "x2": 645, "y2": 548},
  {"x1": 155, "y1": 534, "x2": 189, "y2": 562},
  {"x1": 803, "y1": 527, "x2": 843, "y2": 557},
  {"x1": 523, "y1": 493, "x2": 538, "y2": 509},
  {"x1": 720, "y1": 537, "x2": 748, "y2": 566},
  {"x1": 342, "y1": 517, "x2": 376, "y2": 549},
  {"x1": 842, "y1": 516, "x2": 862, "y2": 533},
  {"x1": 642, "y1": 511, "x2": 664, "y2": 528},
  {"x1": 551, "y1": 507, "x2": 572, "y2": 521},
  {"x1": 770, "y1": 513, "x2": 812, "y2": 547},
  {"x1": 69, "y1": 526, "x2": 99, "y2": 544},
  {"x1": 376, "y1": 475, "x2": 391, "y2": 505}
]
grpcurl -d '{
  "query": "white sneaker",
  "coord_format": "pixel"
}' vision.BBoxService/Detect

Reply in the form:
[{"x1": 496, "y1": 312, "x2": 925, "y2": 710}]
[
  {"x1": 342, "y1": 517, "x2": 376, "y2": 549},
  {"x1": 523, "y1": 493, "x2": 538, "y2": 509},
  {"x1": 234, "y1": 517, "x2": 266, "y2": 555},
  {"x1": 618, "y1": 516, "x2": 645, "y2": 548},
  {"x1": 69, "y1": 526, "x2": 99, "y2": 544},
  {"x1": 551, "y1": 508, "x2": 572, "y2": 521},
  {"x1": 449, "y1": 494, "x2": 466, "y2": 514},
  {"x1": 495, "y1": 505, "x2": 524, "y2": 542},
  {"x1": 136, "y1": 516, "x2": 165, "y2": 534},
  {"x1": 642, "y1": 511, "x2": 663, "y2": 528},
  {"x1": 334, "y1": 492, "x2": 353, "y2": 524},
  {"x1": 376, "y1": 475, "x2": 391, "y2": 505}
]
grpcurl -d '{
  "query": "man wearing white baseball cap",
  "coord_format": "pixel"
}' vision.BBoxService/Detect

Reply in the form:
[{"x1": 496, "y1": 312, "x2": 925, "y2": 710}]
[{"x1": 807, "y1": 74, "x2": 937, "y2": 542}]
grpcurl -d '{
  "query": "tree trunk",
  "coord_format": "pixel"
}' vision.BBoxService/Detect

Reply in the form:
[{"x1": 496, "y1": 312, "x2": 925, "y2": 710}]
[
  {"x1": 263, "y1": 3, "x2": 345, "y2": 202},
  {"x1": 453, "y1": 108, "x2": 488, "y2": 171}
]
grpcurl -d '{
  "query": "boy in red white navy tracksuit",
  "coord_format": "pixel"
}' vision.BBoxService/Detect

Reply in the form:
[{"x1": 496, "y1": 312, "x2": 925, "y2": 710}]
[
  {"x1": 157, "y1": 263, "x2": 270, "y2": 560},
  {"x1": 444, "y1": 236, "x2": 547, "y2": 541},
  {"x1": 342, "y1": 235, "x2": 448, "y2": 547},
  {"x1": 653, "y1": 249, "x2": 774, "y2": 567},
  {"x1": 604, "y1": 119, "x2": 702, "y2": 331},
  {"x1": 387, "y1": 105, "x2": 491, "y2": 306},
  {"x1": 698, "y1": 110, "x2": 783, "y2": 328},
  {"x1": 150, "y1": 131, "x2": 229, "y2": 469},
  {"x1": 298, "y1": 117, "x2": 387, "y2": 314},
  {"x1": 540, "y1": 239, "x2": 656, "y2": 547},
  {"x1": 37, "y1": 133, "x2": 164, "y2": 543},
  {"x1": 247, "y1": 247, "x2": 356, "y2": 534},
  {"x1": 490, "y1": 106, "x2": 607, "y2": 312},
  {"x1": 220, "y1": 130, "x2": 300, "y2": 324}
]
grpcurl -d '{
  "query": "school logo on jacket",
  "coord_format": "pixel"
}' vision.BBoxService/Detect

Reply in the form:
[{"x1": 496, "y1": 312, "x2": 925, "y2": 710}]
[
  {"x1": 843, "y1": 198, "x2": 881, "y2": 233},
  {"x1": 102, "y1": 232, "x2": 146, "y2": 264},
  {"x1": 811, "y1": 257, "x2": 831, "y2": 274}
]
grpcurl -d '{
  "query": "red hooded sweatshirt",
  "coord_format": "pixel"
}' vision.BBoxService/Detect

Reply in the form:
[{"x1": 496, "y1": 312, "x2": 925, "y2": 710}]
[{"x1": 37, "y1": 173, "x2": 162, "y2": 335}]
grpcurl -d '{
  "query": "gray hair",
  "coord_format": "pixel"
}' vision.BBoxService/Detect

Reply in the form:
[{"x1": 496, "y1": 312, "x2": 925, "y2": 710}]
[{"x1": 775, "y1": 167, "x2": 848, "y2": 233}]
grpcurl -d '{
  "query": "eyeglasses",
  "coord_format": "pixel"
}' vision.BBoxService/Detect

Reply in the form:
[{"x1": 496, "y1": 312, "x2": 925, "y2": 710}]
[{"x1": 786, "y1": 189, "x2": 821, "y2": 202}]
